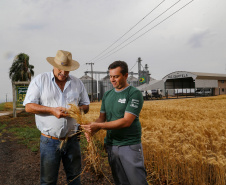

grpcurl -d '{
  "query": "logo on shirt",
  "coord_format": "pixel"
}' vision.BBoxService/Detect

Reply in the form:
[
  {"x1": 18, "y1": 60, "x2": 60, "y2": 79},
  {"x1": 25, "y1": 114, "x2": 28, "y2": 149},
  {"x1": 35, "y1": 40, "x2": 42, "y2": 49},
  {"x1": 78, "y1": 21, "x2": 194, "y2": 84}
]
[
  {"x1": 130, "y1": 99, "x2": 139, "y2": 108},
  {"x1": 118, "y1": 98, "x2": 126, "y2": 103}
]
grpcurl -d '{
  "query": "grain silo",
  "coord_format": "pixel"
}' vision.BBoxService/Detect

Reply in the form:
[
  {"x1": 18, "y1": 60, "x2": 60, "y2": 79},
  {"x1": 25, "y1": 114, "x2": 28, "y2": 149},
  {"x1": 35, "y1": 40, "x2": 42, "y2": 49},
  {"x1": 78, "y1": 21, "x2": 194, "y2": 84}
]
[
  {"x1": 100, "y1": 75, "x2": 113, "y2": 96},
  {"x1": 79, "y1": 74, "x2": 97, "y2": 100},
  {"x1": 127, "y1": 75, "x2": 139, "y2": 87}
]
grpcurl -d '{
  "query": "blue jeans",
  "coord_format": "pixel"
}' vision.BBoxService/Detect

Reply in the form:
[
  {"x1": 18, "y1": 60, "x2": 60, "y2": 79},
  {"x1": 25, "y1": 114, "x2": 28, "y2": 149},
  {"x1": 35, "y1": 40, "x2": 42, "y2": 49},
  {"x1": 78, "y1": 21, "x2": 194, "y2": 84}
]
[
  {"x1": 40, "y1": 135, "x2": 81, "y2": 185},
  {"x1": 106, "y1": 143, "x2": 148, "y2": 185}
]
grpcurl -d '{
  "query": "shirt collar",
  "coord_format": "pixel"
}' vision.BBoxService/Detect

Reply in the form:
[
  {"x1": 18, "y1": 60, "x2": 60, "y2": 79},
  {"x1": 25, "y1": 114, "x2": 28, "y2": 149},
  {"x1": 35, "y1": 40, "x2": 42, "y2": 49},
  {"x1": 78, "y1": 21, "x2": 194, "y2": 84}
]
[
  {"x1": 114, "y1": 85, "x2": 130, "y2": 93},
  {"x1": 51, "y1": 70, "x2": 71, "y2": 82}
]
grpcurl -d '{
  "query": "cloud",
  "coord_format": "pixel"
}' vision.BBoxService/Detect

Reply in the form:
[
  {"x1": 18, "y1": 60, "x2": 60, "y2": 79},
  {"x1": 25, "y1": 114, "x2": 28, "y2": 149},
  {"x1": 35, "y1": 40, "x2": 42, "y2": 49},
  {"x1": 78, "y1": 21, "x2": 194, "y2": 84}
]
[
  {"x1": 4, "y1": 52, "x2": 16, "y2": 61},
  {"x1": 19, "y1": 22, "x2": 46, "y2": 30},
  {"x1": 188, "y1": 28, "x2": 211, "y2": 48},
  {"x1": 0, "y1": 0, "x2": 226, "y2": 103}
]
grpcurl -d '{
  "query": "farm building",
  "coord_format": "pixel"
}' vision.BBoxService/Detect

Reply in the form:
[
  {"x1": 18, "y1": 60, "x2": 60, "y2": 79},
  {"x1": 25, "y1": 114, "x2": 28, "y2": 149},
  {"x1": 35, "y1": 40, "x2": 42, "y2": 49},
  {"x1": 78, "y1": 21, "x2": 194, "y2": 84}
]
[
  {"x1": 136, "y1": 71, "x2": 226, "y2": 97},
  {"x1": 163, "y1": 71, "x2": 226, "y2": 96},
  {"x1": 80, "y1": 71, "x2": 226, "y2": 100},
  {"x1": 136, "y1": 79, "x2": 166, "y2": 96}
]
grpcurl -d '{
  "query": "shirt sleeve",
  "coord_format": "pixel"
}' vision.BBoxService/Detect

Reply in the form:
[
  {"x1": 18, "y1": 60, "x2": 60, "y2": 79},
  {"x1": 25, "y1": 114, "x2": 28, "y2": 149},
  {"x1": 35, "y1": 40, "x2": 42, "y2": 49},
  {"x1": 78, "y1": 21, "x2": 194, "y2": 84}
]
[
  {"x1": 23, "y1": 77, "x2": 41, "y2": 106},
  {"x1": 78, "y1": 80, "x2": 90, "y2": 106},
  {"x1": 125, "y1": 90, "x2": 144, "y2": 117}
]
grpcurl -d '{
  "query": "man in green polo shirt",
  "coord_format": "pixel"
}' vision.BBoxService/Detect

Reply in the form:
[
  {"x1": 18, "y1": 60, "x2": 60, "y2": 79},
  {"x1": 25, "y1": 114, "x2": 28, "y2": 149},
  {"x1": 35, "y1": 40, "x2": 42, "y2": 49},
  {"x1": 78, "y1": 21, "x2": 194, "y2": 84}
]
[{"x1": 82, "y1": 61, "x2": 148, "y2": 185}]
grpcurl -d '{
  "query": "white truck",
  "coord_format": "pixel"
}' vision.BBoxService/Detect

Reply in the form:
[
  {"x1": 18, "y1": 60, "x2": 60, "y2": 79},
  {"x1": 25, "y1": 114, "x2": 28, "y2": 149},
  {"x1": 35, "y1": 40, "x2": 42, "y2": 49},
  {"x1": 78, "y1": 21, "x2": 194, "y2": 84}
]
[
  {"x1": 196, "y1": 88, "x2": 212, "y2": 96},
  {"x1": 142, "y1": 89, "x2": 163, "y2": 100}
]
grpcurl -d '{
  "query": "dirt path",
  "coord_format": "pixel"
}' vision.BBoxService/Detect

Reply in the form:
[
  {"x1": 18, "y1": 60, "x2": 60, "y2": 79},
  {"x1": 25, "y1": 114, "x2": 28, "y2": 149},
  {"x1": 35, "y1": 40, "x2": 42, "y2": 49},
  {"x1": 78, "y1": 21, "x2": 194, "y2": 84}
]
[
  {"x1": 0, "y1": 132, "x2": 41, "y2": 185},
  {"x1": 0, "y1": 113, "x2": 113, "y2": 185}
]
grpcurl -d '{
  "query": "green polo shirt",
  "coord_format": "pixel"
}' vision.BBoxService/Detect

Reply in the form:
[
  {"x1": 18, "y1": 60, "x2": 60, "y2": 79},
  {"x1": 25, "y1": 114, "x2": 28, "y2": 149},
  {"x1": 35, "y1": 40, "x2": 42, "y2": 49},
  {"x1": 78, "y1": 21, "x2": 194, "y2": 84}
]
[{"x1": 101, "y1": 86, "x2": 143, "y2": 146}]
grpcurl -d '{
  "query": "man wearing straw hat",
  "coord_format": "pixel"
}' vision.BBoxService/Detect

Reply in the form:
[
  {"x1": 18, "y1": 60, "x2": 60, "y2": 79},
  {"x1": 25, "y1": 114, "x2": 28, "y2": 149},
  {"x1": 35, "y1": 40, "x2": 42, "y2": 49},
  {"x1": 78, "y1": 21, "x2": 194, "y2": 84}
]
[
  {"x1": 23, "y1": 50, "x2": 90, "y2": 185},
  {"x1": 82, "y1": 61, "x2": 148, "y2": 185}
]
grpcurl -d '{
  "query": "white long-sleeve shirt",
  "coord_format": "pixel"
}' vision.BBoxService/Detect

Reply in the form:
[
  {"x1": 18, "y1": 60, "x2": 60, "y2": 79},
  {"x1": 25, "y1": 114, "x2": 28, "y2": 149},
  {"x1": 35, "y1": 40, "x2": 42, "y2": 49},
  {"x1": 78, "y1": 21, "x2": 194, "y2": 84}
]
[{"x1": 23, "y1": 71, "x2": 90, "y2": 138}]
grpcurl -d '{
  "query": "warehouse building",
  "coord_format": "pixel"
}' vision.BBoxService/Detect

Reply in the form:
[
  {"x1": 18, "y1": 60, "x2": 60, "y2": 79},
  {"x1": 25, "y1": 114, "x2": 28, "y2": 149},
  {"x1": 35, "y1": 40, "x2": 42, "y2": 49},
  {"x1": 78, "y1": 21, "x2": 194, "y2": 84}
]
[
  {"x1": 162, "y1": 71, "x2": 226, "y2": 96},
  {"x1": 81, "y1": 71, "x2": 226, "y2": 101}
]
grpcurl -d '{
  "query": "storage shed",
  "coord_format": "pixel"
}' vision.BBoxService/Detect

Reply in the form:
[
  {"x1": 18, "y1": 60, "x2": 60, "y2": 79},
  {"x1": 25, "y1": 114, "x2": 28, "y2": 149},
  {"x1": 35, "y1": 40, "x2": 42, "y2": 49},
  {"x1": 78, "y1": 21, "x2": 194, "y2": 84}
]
[{"x1": 162, "y1": 71, "x2": 226, "y2": 96}]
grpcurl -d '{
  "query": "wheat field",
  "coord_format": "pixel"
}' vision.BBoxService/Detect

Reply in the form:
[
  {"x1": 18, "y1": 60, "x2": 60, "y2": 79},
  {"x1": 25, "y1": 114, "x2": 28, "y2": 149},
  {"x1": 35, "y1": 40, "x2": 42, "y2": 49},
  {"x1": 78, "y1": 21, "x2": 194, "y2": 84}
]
[{"x1": 85, "y1": 95, "x2": 226, "y2": 185}]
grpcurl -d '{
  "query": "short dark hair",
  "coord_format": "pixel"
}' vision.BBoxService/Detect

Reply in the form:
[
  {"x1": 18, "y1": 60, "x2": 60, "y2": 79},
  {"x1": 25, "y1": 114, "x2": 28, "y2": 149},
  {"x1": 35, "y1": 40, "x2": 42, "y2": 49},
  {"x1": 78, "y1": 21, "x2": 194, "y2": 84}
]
[{"x1": 108, "y1": 61, "x2": 128, "y2": 75}]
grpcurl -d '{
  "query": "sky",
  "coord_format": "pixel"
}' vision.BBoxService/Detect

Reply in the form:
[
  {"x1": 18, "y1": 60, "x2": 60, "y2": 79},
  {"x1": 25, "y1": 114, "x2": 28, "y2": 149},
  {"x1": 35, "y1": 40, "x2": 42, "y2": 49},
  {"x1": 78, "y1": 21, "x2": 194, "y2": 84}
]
[{"x1": 0, "y1": 0, "x2": 226, "y2": 102}]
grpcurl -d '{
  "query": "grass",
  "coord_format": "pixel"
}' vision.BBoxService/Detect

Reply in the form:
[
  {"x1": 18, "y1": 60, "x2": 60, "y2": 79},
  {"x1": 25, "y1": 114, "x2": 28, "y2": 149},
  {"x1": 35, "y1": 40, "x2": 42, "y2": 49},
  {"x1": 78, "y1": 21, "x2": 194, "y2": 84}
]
[
  {"x1": 0, "y1": 103, "x2": 5, "y2": 111},
  {"x1": 0, "y1": 111, "x2": 40, "y2": 152},
  {"x1": 0, "y1": 123, "x2": 7, "y2": 130},
  {"x1": 8, "y1": 126, "x2": 41, "y2": 152}
]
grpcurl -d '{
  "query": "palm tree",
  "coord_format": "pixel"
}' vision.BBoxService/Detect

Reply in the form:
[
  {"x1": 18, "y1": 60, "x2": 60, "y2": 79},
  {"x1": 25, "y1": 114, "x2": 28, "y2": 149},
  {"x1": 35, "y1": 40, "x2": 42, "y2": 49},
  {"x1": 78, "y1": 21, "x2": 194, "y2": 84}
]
[{"x1": 9, "y1": 53, "x2": 34, "y2": 82}]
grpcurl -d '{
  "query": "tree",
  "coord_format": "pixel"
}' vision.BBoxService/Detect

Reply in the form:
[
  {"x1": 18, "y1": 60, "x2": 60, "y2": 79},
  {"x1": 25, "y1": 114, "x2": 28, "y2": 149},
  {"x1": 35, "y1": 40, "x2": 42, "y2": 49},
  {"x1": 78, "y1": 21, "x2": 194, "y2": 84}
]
[{"x1": 9, "y1": 53, "x2": 34, "y2": 82}]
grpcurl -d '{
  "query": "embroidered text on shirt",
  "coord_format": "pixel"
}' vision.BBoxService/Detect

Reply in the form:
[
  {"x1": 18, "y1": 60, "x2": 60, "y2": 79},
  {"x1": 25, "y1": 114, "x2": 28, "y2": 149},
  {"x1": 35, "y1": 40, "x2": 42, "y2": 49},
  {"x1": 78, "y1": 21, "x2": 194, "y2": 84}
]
[
  {"x1": 130, "y1": 99, "x2": 139, "y2": 108},
  {"x1": 118, "y1": 98, "x2": 126, "y2": 103}
]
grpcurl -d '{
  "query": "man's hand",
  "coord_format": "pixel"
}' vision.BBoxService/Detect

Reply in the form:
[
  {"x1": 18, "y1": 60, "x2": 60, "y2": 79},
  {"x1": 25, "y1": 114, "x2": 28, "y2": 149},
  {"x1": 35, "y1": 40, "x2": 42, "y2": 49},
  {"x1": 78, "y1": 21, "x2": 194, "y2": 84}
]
[
  {"x1": 51, "y1": 107, "x2": 69, "y2": 119},
  {"x1": 25, "y1": 103, "x2": 69, "y2": 119},
  {"x1": 84, "y1": 132, "x2": 91, "y2": 142},
  {"x1": 81, "y1": 122, "x2": 101, "y2": 136}
]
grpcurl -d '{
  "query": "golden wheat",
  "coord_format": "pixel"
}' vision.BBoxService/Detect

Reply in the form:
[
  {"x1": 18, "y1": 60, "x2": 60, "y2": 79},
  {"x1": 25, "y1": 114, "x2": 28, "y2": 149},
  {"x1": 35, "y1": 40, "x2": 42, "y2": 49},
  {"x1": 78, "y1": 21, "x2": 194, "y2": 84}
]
[
  {"x1": 67, "y1": 103, "x2": 103, "y2": 177},
  {"x1": 87, "y1": 96, "x2": 226, "y2": 185},
  {"x1": 140, "y1": 95, "x2": 226, "y2": 185}
]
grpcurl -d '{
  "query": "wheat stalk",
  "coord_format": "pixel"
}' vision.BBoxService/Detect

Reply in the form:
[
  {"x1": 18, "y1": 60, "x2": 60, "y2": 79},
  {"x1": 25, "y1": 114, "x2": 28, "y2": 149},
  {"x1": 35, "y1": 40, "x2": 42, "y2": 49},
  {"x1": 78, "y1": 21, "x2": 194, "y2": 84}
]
[
  {"x1": 67, "y1": 103, "x2": 103, "y2": 176},
  {"x1": 86, "y1": 96, "x2": 226, "y2": 185}
]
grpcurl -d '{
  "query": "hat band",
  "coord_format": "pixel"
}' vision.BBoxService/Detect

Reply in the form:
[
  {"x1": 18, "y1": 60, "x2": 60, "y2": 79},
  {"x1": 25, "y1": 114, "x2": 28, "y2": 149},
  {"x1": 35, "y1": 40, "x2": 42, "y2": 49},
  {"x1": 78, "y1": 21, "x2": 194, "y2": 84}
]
[{"x1": 54, "y1": 57, "x2": 69, "y2": 66}]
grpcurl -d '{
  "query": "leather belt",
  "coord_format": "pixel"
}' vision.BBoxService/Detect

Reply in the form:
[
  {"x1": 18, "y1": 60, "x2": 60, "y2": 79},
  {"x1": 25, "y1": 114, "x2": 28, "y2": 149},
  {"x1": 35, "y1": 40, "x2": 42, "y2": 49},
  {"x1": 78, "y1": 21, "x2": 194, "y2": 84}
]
[{"x1": 41, "y1": 133, "x2": 67, "y2": 140}]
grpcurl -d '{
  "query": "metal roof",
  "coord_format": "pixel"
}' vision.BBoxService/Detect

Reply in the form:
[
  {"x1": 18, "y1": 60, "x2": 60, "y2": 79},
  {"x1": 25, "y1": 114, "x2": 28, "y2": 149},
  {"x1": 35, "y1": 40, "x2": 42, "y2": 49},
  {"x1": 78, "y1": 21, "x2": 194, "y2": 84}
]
[
  {"x1": 101, "y1": 75, "x2": 110, "y2": 81},
  {"x1": 79, "y1": 75, "x2": 96, "y2": 81},
  {"x1": 191, "y1": 72, "x2": 226, "y2": 80},
  {"x1": 162, "y1": 71, "x2": 226, "y2": 81},
  {"x1": 127, "y1": 76, "x2": 138, "y2": 81}
]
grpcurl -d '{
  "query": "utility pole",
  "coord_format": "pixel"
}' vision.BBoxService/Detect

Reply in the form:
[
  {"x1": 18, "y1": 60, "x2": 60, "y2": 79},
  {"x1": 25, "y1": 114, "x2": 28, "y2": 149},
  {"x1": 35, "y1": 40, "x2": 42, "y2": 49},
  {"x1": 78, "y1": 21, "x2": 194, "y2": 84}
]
[
  {"x1": 6, "y1": 93, "x2": 8, "y2": 102},
  {"x1": 86, "y1": 63, "x2": 94, "y2": 102},
  {"x1": 145, "y1": 64, "x2": 149, "y2": 84},
  {"x1": 137, "y1": 57, "x2": 142, "y2": 84},
  {"x1": 138, "y1": 57, "x2": 142, "y2": 79}
]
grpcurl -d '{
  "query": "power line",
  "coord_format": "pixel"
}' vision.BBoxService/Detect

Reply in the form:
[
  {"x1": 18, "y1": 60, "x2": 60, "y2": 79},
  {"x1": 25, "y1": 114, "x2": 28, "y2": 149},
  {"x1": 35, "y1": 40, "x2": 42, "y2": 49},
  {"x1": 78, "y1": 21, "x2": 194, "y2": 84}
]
[
  {"x1": 92, "y1": 0, "x2": 183, "y2": 64},
  {"x1": 91, "y1": 0, "x2": 195, "y2": 64},
  {"x1": 87, "y1": 0, "x2": 166, "y2": 63},
  {"x1": 129, "y1": 61, "x2": 137, "y2": 72},
  {"x1": 74, "y1": 63, "x2": 87, "y2": 74}
]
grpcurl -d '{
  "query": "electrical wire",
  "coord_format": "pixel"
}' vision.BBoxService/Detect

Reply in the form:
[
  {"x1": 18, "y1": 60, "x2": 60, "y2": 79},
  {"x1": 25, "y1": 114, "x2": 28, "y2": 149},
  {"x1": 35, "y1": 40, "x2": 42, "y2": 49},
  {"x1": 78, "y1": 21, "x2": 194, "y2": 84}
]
[
  {"x1": 86, "y1": 0, "x2": 166, "y2": 63},
  {"x1": 91, "y1": 0, "x2": 195, "y2": 64},
  {"x1": 129, "y1": 61, "x2": 137, "y2": 72},
  {"x1": 92, "y1": 0, "x2": 183, "y2": 64}
]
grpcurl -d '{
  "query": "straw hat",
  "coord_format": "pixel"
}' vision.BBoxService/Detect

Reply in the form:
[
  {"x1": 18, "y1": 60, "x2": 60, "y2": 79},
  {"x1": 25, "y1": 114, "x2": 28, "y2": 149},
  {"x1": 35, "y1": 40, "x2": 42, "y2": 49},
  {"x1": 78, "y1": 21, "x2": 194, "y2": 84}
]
[{"x1": 46, "y1": 50, "x2": 80, "y2": 71}]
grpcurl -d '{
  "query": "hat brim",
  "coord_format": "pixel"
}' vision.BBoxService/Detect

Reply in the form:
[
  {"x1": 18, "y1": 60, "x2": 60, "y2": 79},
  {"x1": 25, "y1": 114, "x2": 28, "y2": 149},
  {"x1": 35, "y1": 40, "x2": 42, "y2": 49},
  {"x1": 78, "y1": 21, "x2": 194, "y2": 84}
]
[{"x1": 46, "y1": 57, "x2": 80, "y2": 71}]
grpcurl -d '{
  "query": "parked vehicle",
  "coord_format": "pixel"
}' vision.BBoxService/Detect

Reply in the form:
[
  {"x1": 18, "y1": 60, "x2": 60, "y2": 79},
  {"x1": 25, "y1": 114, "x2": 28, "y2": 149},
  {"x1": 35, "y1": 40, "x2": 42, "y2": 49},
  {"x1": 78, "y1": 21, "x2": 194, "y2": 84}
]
[
  {"x1": 151, "y1": 89, "x2": 163, "y2": 99},
  {"x1": 141, "y1": 89, "x2": 163, "y2": 100},
  {"x1": 196, "y1": 88, "x2": 212, "y2": 96},
  {"x1": 141, "y1": 90, "x2": 152, "y2": 100}
]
